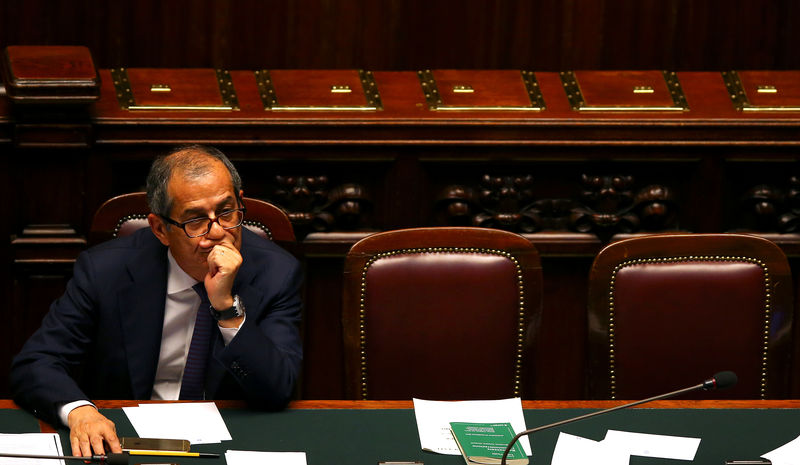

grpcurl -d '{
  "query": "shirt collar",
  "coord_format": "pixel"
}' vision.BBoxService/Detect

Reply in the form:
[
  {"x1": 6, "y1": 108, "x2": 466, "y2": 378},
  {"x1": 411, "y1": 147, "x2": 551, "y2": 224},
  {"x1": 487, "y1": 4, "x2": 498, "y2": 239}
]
[{"x1": 166, "y1": 249, "x2": 200, "y2": 295}]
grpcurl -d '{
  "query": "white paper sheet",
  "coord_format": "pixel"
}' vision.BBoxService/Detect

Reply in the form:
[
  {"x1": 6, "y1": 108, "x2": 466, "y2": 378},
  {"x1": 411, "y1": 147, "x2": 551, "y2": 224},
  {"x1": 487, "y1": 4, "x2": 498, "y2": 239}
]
[
  {"x1": 762, "y1": 434, "x2": 800, "y2": 465},
  {"x1": 0, "y1": 433, "x2": 65, "y2": 465},
  {"x1": 603, "y1": 430, "x2": 701, "y2": 461},
  {"x1": 412, "y1": 397, "x2": 531, "y2": 455},
  {"x1": 123, "y1": 402, "x2": 232, "y2": 444},
  {"x1": 225, "y1": 450, "x2": 307, "y2": 465},
  {"x1": 552, "y1": 432, "x2": 628, "y2": 465}
]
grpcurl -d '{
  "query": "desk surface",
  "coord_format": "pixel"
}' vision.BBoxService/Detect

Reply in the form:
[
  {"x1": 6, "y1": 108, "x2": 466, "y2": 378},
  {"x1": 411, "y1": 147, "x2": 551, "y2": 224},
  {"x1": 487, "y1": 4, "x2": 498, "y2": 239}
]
[{"x1": 2, "y1": 400, "x2": 800, "y2": 465}]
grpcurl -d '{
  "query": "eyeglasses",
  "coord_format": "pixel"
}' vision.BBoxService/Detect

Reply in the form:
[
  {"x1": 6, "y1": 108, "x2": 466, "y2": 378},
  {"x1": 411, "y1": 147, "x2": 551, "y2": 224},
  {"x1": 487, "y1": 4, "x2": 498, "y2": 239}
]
[{"x1": 161, "y1": 207, "x2": 247, "y2": 238}]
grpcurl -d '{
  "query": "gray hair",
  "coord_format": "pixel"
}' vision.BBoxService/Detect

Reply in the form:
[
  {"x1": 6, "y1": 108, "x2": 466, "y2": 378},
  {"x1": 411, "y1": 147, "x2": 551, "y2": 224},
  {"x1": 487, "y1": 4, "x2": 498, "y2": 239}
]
[{"x1": 146, "y1": 144, "x2": 243, "y2": 218}]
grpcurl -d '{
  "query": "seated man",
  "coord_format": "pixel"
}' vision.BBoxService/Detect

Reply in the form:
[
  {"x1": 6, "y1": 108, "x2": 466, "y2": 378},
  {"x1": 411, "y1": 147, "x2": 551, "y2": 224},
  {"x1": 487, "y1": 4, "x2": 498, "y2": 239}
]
[{"x1": 11, "y1": 145, "x2": 303, "y2": 456}]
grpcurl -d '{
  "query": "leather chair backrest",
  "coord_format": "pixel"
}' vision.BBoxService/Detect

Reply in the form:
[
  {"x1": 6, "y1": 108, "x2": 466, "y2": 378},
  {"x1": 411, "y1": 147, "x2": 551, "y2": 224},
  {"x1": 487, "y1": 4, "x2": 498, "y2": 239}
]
[
  {"x1": 89, "y1": 192, "x2": 295, "y2": 245},
  {"x1": 343, "y1": 227, "x2": 542, "y2": 400},
  {"x1": 587, "y1": 233, "x2": 793, "y2": 399}
]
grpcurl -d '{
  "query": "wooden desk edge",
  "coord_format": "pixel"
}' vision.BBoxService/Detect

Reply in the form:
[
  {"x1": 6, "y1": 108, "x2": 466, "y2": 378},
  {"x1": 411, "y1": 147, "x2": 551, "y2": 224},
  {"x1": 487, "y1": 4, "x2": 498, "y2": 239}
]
[
  {"x1": 4, "y1": 399, "x2": 800, "y2": 412},
  {"x1": 285, "y1": 399, "x2": 800, "y2": 409},
  {"x1": 4, "y1": 399, "x2": 799, "y2": 434}
]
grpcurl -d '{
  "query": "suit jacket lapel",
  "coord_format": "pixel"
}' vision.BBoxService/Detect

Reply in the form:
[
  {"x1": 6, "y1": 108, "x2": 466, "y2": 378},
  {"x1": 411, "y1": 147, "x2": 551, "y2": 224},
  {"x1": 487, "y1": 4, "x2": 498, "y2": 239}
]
[{"x1": 119, "y1": 233, "x2": 168, "y2": 399}]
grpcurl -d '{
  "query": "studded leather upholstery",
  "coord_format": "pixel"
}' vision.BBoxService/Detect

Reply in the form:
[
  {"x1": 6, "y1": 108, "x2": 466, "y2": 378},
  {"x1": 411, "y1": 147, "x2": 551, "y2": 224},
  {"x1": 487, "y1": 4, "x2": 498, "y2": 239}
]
[
  {"x1": 342, "y1": 227, "x2": 542, "y2": 400},
  {"x1": 587, "y1": 233, "x2": 793, "y2": 399}
]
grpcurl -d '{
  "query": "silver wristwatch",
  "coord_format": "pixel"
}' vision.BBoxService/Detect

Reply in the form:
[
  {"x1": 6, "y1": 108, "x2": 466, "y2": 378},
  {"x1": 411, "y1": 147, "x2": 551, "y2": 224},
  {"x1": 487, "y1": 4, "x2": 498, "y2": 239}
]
[{"x1": 210, "y1": 294, "x2": 245, "y2": 321}]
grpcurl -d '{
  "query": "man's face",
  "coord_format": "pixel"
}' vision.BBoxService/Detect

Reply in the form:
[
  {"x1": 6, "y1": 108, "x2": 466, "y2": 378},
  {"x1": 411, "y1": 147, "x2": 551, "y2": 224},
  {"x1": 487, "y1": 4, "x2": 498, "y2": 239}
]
[{"x1": 149, "y1": 160, "x2": 243, "y2": 282}]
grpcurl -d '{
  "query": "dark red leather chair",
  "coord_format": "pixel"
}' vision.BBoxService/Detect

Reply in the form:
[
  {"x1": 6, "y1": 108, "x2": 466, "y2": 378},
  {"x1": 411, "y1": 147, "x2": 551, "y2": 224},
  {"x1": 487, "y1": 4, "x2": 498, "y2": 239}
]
[
  {"x1": 587, "y1": 233, "x2": 793, "y2": 399},
  {"x1": 342, "y1": 227, "x2": 542, "y2": 400},
  {"x1": 89, "y1": 192, "x2": 295, "y2": 245}
]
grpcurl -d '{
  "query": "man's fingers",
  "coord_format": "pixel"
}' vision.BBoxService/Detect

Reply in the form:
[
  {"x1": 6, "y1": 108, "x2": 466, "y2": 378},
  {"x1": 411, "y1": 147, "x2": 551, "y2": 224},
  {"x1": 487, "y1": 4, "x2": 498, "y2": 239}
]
[
  {"x1": 71, "y1": 427, "x2": 106, "y2": 456},
  {"x1": 70, "y1": 431, "x2": 94, "y2": 457},
  {"x1": 89, "y1": 435, "x2": 106, "y2": 456},
  {"x1": 210, "y1": 243, "x2": 241, "y2": 268},
  {"x1": 68, "y1": 405, "x2": 120, "y2": 455},
  {"x1": 106, "y1": 430, "x2": 123, "y2": 453},
  {"x1": 69, "y1": 435, "x2": 83, "y2": 458}
]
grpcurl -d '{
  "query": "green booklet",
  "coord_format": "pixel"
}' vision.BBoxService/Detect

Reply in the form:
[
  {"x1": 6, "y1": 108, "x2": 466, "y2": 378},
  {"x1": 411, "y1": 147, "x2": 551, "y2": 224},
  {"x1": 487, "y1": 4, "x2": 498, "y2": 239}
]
[{"x1": 450, "y1": 422, "x2": 529, "y2": 465}]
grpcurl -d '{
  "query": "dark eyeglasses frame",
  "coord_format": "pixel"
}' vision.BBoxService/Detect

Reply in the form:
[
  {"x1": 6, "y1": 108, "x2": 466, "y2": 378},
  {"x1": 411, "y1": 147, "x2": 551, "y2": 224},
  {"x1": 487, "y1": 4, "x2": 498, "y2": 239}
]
[{"x1": 160, "y1": 207, "x2": 247, "y2": 238}]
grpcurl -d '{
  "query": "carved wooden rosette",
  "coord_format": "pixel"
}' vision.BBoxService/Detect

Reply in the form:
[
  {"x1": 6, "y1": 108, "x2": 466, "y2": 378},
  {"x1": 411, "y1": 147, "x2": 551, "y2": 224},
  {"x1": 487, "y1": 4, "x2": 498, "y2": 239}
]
[
  {"x1": 571, "y1": 176, "x2": 676, "y2": 240},
  {"x1": 270, "y1": 175, "x2": 372, "y2": 237},
  {"x1": 436, "y1": 174, "x2": 675, "y2": 240},
  {"x1": 743, "y1": 177, "x2": 800, "y2": 233}
]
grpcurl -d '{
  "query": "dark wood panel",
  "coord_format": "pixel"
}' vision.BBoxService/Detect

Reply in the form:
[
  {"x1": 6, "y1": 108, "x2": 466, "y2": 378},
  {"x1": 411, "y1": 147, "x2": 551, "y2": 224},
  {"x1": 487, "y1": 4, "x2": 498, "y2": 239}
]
[
  {"x1": 301, "y1": 256, "x2": 347, "y2": 399},
  {"x1": 1, "y1": 0, "x2": 799, "y2": 70}
]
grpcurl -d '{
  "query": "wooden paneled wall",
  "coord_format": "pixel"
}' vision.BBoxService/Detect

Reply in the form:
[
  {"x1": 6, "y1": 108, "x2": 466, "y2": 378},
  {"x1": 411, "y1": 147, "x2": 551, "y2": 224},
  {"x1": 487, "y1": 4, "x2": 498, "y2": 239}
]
[{"x1": 1, "y1": 0, "x2": 799, "y2": 70}]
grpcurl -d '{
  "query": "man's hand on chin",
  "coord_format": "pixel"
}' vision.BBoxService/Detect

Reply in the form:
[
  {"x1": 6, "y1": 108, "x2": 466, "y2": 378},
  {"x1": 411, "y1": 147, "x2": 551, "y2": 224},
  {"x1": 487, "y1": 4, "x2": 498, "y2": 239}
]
[
  {"x1": 67, "y1": 405, "x2": 122, "y2": 456},
  {"x1": 204, "y1": 241, "x2": 243, "y2": 308}
]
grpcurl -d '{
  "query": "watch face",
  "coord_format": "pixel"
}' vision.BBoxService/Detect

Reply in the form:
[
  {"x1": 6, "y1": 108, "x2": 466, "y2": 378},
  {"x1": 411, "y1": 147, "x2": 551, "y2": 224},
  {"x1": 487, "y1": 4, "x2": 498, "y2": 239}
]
[{"x1": 211, "y1": 295, "x2": 244, "y2": 320}]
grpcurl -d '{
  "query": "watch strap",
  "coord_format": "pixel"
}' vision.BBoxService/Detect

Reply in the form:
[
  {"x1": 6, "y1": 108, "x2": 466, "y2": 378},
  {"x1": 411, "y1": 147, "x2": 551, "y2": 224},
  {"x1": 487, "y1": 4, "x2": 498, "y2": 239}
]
[{"x1": 210, "y1": 294, "x2": 244, "y2": 321}]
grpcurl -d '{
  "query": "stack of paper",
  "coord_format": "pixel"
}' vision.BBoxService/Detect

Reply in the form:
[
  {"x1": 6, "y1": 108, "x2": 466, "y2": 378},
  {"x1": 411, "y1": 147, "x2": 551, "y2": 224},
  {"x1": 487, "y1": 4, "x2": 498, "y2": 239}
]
[
  {"x1": 552, "y1": 430, "x2": 701, "y2": 465},
  {"x1": 225, "y1": 450, "x2": 307, "y2": 465},
  {"x1": 413, "y1": 398, "x2": 532, "y2": 456},
  {"x1": 123, "y1": 402, "x2": 232, "y2": 444},
  {"x1": 0, "y1": 433, "x2": 65, "y2": 465},
  {"x1": 763, "y1": 434, "x2": 800, "y2": 465}
]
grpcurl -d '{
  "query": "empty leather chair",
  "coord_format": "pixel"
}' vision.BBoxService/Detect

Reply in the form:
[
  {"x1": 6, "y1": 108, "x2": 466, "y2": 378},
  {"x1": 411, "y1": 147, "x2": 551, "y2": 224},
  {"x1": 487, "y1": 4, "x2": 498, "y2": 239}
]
[
  {"x1": 587, "y1": 233, "x2": 793, "y2": 399},
  {"x1": 343, "y1": 227, "x2": 542, "y2": 400}
]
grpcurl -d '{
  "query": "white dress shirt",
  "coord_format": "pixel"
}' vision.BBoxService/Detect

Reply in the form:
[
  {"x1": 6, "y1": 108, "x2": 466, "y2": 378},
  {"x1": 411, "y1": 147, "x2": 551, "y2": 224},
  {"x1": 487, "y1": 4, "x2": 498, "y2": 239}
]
[{"x1": 59, "y1": 249, "x2": 244, "y2": 425}]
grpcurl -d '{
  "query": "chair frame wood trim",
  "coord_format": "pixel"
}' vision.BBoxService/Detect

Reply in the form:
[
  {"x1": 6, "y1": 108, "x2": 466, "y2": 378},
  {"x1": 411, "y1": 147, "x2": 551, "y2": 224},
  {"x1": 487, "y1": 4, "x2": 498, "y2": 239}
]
[
  {"x1": 356, "y1": 246, "x2": 528, "y2": 400},
  {"x1": 90, "y1": 192, "x2": 295, "y2": 245},
  {"x1": 607, "y1": 255, "x2": 772, "y2": 399},
  {"x1": 115, "y1": 215, "x2": 276, "y2": 240}
]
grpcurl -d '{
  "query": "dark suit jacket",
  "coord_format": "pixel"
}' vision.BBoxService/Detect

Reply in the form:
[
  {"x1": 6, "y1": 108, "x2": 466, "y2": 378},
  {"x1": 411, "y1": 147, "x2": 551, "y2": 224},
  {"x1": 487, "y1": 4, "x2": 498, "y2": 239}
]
[{"x1": 10, "y1": 227, "x2": 303, "y2": 426}]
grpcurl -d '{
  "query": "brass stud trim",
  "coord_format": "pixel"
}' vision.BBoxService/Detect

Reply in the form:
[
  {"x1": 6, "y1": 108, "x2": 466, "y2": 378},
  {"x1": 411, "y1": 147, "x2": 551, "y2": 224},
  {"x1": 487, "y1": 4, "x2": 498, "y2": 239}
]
[
  {"x1": 214, "y1": 69, "x2": 240, "y2": 110},
  {"x1": 242, "y1": 220, "x2": 273, "y2": 241},
  {"x1": 113, "y1": 214, "x2": 147, "y2": 238},
  {"x1": 359, "y1": 69, "x2": 384, "y2": 110},
  {"x1": 114, "y1": 216, "x2": 271, "y2": 240},
  {"x1": 110, "y1": 68, "x2": 135, "y2": 110},
  {"x1": 607, "y1": 255, "x2": 771, "y2": 400},
  {"x1": 357, "y1": 247, "x2": 527, "y2": 400},
  {"x1": 254, "y1": 69, "x2": 279, "y2": 109}
]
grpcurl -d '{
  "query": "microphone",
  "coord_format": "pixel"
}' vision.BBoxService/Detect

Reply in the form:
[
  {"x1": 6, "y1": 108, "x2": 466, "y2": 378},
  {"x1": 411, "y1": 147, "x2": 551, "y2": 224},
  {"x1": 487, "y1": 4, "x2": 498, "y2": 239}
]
[{"x1": 500, "y1": 371, "x2": 738, "y2": 465}]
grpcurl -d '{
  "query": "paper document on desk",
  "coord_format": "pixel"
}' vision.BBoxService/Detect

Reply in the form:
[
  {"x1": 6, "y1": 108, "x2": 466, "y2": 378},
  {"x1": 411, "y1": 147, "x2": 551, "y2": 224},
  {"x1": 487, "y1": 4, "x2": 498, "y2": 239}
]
[
  {"x1": 0, "y1": 433, "x2": 65, "y2": 465},
  {"x1": 123, "y1": 402, "x2": 232, "y2": 444},
  {"x1": 762, "y1": 434, "x2": 800, "y2": 465},
  {"x1": 603, "y1": 430, "x2": 700, "y2": 460},
  {"x1": 413, "y1": 398, "x2": 531, "y2": 456},
  {"x1": 226, "y1": 450, "x2": 307, "y2": 465},
  {"x1": 551, "y1": 432, "x2": 626, "y2": 465},
  {"x1": 551, "y1": 430, "x2": 701, "y2": 465}
]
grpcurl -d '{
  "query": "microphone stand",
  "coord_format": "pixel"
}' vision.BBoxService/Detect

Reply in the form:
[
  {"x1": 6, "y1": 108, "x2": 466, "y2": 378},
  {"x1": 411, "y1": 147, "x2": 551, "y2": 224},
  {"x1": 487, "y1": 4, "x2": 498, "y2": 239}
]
[{"x1": 500, "y1": 381, "x2": 711, "y2": 465}]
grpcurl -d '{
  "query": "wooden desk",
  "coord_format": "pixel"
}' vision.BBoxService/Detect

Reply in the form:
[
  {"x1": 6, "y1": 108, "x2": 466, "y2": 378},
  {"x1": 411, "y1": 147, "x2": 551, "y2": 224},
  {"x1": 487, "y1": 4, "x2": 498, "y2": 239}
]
[{"x1": 4, "y1": 400, "x2": 800, "y2": 465}]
